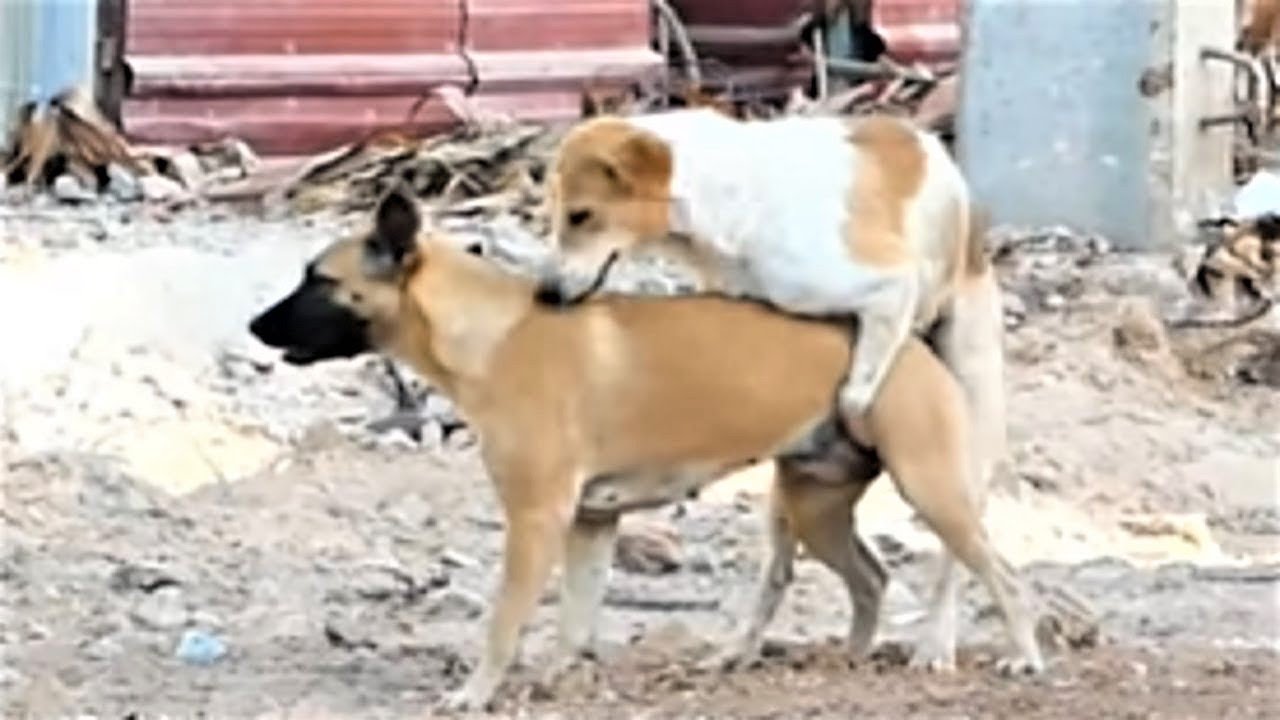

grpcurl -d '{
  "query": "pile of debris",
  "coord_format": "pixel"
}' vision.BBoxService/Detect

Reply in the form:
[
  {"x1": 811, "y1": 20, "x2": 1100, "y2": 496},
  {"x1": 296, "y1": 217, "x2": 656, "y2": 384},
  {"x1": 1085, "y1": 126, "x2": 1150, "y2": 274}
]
[
  {"x1": 2, "y1": 86, "x2": 259, "y2": 205},
  {"x1": 280, "y1": 121, "x2": 559, "y2": 231}
]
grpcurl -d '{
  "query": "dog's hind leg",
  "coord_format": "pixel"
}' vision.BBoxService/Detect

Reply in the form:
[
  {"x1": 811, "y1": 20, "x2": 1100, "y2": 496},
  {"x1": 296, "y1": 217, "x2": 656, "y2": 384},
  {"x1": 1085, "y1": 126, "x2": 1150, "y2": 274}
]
[
  {"x1": 704, "y1": 469, "x2": 797, "y2": 671},
  {"x1": 781, "y1": 475, "x2": 886, "y2": 660},
  {"x1": 932, "y1": 270, "x2": 1008, "y2": 505},
  {"x1": 914, "y1": 270, "x2": 1008, "y2": 671},
  {"x1": 869, "y1": 343, "x2": 1042, "y2": 676},
  {"x1": 542, "y1": 514, "x2": 619, "y2": 686}
]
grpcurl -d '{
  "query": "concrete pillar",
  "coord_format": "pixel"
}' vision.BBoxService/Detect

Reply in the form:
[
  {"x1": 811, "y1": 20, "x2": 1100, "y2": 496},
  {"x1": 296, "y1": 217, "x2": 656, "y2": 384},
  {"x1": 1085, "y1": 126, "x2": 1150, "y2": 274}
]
[{"x1": 955, "y1": 0, "x2": 1236, "y2": 250}]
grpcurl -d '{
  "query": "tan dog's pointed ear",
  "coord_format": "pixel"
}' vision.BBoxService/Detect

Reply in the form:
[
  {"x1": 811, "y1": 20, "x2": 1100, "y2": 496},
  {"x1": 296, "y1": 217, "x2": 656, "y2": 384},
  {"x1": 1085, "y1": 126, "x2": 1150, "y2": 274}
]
[
  {"x1": 600, "y1": 128, "x2": 672, "y2": 192},
  {"x1": 366, "y1": 186, "x2": 422, "y2": 276}
]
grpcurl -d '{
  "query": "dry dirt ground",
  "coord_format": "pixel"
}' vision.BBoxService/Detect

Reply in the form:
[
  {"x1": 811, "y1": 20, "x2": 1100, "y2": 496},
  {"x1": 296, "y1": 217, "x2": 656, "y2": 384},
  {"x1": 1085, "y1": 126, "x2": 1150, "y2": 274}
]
[{"x1": 1, "y1": 197, "x2": 1278, "y2": 719}]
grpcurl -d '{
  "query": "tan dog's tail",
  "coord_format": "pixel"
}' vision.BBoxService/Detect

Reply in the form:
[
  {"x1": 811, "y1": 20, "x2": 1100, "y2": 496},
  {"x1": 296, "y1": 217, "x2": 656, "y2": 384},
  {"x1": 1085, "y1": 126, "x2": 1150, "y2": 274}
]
[{"x1": 965, "y1": 201, "x2": 992, "y2": 276}]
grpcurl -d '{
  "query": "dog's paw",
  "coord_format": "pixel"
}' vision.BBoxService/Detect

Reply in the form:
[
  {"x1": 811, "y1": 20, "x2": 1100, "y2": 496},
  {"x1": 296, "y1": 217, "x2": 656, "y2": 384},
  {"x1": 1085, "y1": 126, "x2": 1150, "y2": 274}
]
[
  {"x1": 538, "y1": 650, "x2": 600, "y2": 690},
  {"x1": 995, "y1": 653, "x2": 1045, "y2": 677},
  {"x1": 908, "y1": 644, "x2": 957, "y2": 673}
]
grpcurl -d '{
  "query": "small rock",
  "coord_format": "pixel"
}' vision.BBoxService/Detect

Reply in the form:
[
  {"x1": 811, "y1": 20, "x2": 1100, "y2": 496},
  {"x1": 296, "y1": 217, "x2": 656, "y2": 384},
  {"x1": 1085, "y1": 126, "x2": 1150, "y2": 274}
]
[
  {"x1": 109, "y1": 562, "x2": 182, "y2": 593},
  {"x1": 138, "y1": 173, "x2": 187, "y2": 202},
  {"x1": 444, "y1": 426, "x2": 477, "y2": 450},
  {"x1": 221, "y1": 137, "x2": 261, "y2": 175},
  {"x1": 442, "y1": 549, "x2": 478, "y2": 569},
  {"x1": 129, "y1": 586, "x2": 188, "y2": 630},
  {"x1": 174, "y1": 629, "x2": 227, "y2": 666},
  {"x1": 351, "y1": 563, "x2": 415, "y2": 601},
  {"x1": 168, "y1": 151, "x2": 205, "y2": 190},
  {"x1": 53, "y1": 174, "x2": 95, "y2": 204},
  {"x1": 426, "y1": 587, "x2": 486, "y2": 620},
  {"x1": 1003, "y1": 292, "x2": 1027, "y2": 323},
  {"x1": 687, "y1": 551, "x2": 716, "y2": 575},
  {"x1": 1042, "y1": 292, "x2": 1066, "y2": 310},
  {"x1": 424, "y1": 392, "x2": 461, "y2": 425},
  {"x1": 615, "y1": 519, "x2": 683, "y2": 575},
  {"x1": 373, "y1": 427, "x2": 418, "y2": 452},
  {"x1": 107, "y1": 163, "x2": 141, "y2": 201}
]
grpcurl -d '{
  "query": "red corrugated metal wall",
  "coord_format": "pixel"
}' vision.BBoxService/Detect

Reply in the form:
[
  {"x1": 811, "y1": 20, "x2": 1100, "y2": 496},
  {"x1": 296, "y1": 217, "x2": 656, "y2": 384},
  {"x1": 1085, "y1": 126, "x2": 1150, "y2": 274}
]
[
  {"x1": 669, "y1": 0, "x2": 959, "y2": 98},
  {"x1": 875, "y1": 0, "x2": 960, "y2": 64},
  {"x1": 122, "y1": 0, "x2": 661, "y2": 155}
]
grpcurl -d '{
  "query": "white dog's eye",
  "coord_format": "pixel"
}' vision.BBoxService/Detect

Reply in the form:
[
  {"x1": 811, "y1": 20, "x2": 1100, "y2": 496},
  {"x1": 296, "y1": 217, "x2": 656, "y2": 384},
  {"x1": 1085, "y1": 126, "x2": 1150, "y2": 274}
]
[{"x1": 567, "y1": 209, "x2": 592, "y2": 227}]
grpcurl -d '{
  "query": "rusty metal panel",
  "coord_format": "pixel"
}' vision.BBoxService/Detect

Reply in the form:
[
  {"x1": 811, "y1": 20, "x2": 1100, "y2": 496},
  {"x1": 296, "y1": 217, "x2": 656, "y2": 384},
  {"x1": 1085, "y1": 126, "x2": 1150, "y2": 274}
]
[
  {"x1": 122, "y1": 0, "x2": 660, "y2": 154},
  {"x1": 126, "y1": 0, "x2": 459, "y2": 55},
  {"x1": 875, "y1": 0, "x2": 960, "y2": 64},
  {"x1": 468, "y1": 0, "x2": 651, "y2": 51}
]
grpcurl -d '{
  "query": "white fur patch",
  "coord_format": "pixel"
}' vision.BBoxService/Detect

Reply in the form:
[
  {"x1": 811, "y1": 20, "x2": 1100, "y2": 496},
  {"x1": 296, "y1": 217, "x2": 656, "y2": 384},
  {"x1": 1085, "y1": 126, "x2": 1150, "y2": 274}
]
[{"x1": 625, "y1": 110, "x2": 959, "y2": 319}]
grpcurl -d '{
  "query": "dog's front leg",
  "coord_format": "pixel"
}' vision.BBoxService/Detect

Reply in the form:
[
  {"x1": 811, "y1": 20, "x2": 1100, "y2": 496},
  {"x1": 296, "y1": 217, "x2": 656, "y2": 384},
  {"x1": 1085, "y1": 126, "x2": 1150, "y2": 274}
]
[
  {"x1": 837, "y1": 271, "x2": 919, "y2": 417},
  {"x1": 542, "y1": 514, "x2": 619, "y2": 688},
  {"x1": 443, "y1": 508, "x2": 570, "y2": 712}
]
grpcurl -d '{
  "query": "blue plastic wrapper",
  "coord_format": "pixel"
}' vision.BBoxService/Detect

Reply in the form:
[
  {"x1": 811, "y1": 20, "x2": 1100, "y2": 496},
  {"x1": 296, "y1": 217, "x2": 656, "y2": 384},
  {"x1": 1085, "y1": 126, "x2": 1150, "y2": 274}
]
[{"x1": 175, "y1": 629, "x2": 227, "y2": 666}]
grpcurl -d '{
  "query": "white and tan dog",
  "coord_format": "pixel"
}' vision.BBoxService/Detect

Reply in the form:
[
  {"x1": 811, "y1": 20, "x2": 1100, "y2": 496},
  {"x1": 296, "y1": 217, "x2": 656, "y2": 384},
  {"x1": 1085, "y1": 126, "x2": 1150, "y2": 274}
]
[
  {"x1": 538, "y1": 108, "x2": 1009, "y2": 671},
  {"x1": 248, "y1": 190, "x2": 1042, "y2": 711}
]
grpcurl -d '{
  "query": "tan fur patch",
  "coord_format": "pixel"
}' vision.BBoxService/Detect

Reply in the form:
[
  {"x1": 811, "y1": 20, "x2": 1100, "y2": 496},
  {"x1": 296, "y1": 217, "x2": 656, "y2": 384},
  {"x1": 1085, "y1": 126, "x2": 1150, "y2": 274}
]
[
  {"x1": 843, "y1": 116, "x2": 926, "y2": 268},
  {"x1": 965, "y1": 202, "x2": 992, "y2": 276},
  {"x1": 1243, "y1": 0, "x2": 1280, "y2": 54}
]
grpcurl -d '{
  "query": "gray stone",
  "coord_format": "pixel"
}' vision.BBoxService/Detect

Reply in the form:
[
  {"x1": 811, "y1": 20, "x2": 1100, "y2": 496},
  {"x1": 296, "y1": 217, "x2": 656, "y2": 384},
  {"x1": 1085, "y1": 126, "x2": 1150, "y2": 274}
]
[
  {"x1": 52, "y1": 174, "x2": 94, "y2": 204},
  {"x1": 128, "y1": 586, "x2": 189, "y2": 630},
  {"x1": 107, "y1": 163, "x2": 142, "y2": 201},
  {"x1": 426, "y1": 587, "x2": 486, "y2": 620},
  {"x1": 441, "y1": 549, "x2": 478, "y2": 570},
  {"x1": 168, "y1": 151, "x2": 205, "y2": 191},
  {"x1": 138, "y1": 174, "x2": 187, "y2": 202}
]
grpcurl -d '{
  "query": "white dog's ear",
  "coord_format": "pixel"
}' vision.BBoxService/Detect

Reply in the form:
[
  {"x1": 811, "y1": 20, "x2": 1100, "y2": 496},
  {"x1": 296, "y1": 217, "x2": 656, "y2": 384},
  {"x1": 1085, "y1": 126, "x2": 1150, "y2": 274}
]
[{"x1": 366, "y1": 186, "x2": 422, "y2": 275}]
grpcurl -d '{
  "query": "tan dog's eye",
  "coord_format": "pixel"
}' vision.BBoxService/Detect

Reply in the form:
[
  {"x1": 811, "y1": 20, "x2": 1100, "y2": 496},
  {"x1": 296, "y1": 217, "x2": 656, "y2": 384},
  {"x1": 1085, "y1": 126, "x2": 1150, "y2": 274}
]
[{"x1": 567, "y1": 209, "x2": 592, "y2": 228}]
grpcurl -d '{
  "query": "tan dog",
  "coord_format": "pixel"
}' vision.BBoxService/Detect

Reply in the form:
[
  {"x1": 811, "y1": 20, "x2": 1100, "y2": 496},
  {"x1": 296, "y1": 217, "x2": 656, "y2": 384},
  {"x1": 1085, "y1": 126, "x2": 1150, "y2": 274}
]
[
  {"x1": 248, "y1": 190, "x2": 1042, "y2": 711},
  {"x1": 1242, "y1": 0, "x2": 1280, "y2": 55},
  {"x1": 1173, "y1": 214, "x2": 1279, "y2": 328},
  {"x1": 538, "y1": 109, "x2": 1008, "y2": 670}
]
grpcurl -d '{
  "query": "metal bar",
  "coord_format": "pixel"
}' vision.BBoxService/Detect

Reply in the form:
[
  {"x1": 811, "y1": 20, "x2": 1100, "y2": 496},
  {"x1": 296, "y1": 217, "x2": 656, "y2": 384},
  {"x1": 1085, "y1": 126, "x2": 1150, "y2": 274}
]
[
  {"x1": 1198, "y1": 112, "x2": 1248, "y2": 130},
  {"x1": 812, "y1": 25, "x2": 828, "y2": 100},
  {"x1": 1201, "y1": 46, "x2": 1259, "y2": 72},
  {"x1": 825, "y1": 57, "x2": 933, "y2": 83}
]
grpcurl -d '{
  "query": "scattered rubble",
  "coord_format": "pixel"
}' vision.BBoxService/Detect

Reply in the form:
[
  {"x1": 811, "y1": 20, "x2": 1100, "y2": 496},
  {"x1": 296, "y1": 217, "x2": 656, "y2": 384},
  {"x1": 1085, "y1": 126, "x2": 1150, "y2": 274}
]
[{"x1": 3, "y1": 85, "x2": 259, "y2": 207}]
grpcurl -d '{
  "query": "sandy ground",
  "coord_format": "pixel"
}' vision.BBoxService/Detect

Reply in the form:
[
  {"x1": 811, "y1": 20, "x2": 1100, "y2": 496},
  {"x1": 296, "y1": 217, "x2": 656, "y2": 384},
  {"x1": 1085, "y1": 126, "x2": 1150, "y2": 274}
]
[{"x1": 1, "y1": 195, "x2": 1278, "y2": 719}]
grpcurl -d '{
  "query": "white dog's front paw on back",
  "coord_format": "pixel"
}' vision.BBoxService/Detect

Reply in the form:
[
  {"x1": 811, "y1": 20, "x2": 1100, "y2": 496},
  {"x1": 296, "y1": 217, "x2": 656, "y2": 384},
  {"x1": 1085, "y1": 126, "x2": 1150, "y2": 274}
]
[
  {"x1": 995, "y1": 653, "x2": 1045, "y2": 678},
  {"x1": 837, "y1": 382, "x2": 876, "y2": 417}
]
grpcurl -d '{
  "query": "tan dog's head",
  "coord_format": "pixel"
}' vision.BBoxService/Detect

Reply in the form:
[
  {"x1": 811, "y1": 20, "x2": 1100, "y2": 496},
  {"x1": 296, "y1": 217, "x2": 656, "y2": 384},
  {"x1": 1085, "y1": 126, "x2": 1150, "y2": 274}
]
[
  {"x1": 537, "y1": 116, "x2": 674, "y2": 304},
  {"x1": 248, "y1": 188, "x2": 484, "y2": 366}
]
